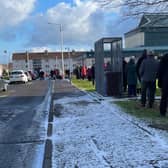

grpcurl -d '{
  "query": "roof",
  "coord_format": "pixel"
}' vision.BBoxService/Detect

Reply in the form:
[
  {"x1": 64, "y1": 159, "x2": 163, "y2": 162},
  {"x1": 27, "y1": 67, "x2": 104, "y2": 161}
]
[
  {"x1": 12, "y1": 51, "x2": 87, "y2": 60},
  {"x1": 95, "y1": 37, "x2": 122, "y2": 44},
  {"x1": 123, "y1": 46, "x2": 168, "y2": 52},
  {"x1": 139, "y1": 13, "x2": 168, "y2": 28},
  {"x1": 125, "y1": 13, "x2": 168, "y2": 36}
]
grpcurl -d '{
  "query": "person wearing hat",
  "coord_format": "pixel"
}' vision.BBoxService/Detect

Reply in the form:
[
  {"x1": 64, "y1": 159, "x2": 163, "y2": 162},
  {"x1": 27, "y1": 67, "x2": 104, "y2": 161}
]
[{"x1": 139, "y1": 50, "x2": 159, "y2": 108}]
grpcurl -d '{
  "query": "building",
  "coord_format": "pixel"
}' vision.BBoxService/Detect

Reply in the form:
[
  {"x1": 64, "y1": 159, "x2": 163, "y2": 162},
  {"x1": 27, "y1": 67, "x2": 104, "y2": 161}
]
[
  {"x1": 0, "y1": 64, "x2": 9, "y2": 76},
  {"x1": 12, "y1": 50, "x2": 95, "y2": 75},
  {"x1": 74, "y1": 51, "x2": 95, "y2": 67},
  {"x1": 124, "y1": 13, "x2": 168, "y2": 57}
]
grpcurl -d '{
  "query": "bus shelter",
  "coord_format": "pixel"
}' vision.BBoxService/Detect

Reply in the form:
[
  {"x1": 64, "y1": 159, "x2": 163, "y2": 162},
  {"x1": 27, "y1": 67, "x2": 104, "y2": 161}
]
[{"x1": 94, "y1": 37, "x2": 123, "y2": 96}]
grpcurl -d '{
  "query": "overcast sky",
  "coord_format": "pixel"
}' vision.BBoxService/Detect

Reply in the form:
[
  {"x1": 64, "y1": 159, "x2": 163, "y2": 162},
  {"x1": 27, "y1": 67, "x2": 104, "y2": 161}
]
[{"x1": 0, "y1": 0, "x2": 139, "y2": 63}]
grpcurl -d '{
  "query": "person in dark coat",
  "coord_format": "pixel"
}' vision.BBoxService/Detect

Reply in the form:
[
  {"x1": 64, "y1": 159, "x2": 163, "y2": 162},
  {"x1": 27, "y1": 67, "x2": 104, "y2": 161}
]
[
  {"x1": 158, "y1": 53, "x2": 168, "y2": 116},
  {"x1": 39, "y1": 70, "x2": 45, "y2": 80},
  {"x1": 122, "y1": 58, "x2": 127, "y2": 92},
  {"x1": 50, "y1": 70, "x2": 54, "y2": 79},
  {"x1": 87, "y1": 67, "x2": 92, "y2": 81},
  {"x1": 136, "y1": 49, "x2": 147, "y2": 82},
  {"x1": 91, "y1": 64, "x2": 95, "y2": 86},
  {"x1": 75, "y1": 66, "x2": 80, "y2": 79},
  {"x1": 140, "y1": 51, "x2": 159, "y2": 108},
  {"x1": 126, "y1": 58, "x2": 137, "y2": 96}
]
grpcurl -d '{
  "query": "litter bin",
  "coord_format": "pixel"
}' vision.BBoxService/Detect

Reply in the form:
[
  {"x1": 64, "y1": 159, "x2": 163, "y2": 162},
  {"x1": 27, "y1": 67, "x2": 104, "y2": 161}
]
[{"x1": 105, "y1": 71, "x2": 122, "y2": 96}]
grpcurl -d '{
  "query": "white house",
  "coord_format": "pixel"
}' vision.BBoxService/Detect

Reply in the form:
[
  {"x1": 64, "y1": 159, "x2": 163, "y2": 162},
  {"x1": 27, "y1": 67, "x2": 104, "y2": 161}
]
[{"x1": 12, "y1": 51, "x2": 95, "y2": 76}]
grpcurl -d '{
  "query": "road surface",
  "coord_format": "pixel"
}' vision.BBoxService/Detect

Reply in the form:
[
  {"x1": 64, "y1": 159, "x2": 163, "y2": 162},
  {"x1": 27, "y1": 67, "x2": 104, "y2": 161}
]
[{"x1": 0, "y1": 80, "x2": 51, "y2": 168}]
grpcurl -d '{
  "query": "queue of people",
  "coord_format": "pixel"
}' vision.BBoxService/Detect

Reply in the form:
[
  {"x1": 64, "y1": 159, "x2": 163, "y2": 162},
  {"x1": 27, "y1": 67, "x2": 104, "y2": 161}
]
[
  {"x1": 50, "y1": 69, "x2": 62, "y2": 79},
  {"x1": 123, "y1": 49, "x2": 168, "y2": 117},
  {"x1": 74, "y1": 64, "x2": 95, "y2": 85},
  {"x1": 73, "y1": 51, "x2": 168, "y2": 117}
]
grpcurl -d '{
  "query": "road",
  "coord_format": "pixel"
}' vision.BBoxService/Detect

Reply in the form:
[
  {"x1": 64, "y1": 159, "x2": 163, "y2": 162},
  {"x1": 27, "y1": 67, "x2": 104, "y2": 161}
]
[{"x1": 0, "y1": 80, "x2": 51, "y2": 168}]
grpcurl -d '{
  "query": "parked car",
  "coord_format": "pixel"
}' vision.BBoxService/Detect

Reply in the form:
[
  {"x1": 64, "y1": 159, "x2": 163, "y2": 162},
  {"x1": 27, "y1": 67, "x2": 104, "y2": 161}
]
[
  {"x1": 0, "y1": 77, "x2": 8, "y2": 91},
  {"x1": 24, "y1": 71, "x2": 32, "y2": 81},
  {"x1": 9, "y1": 70, "x2": 28, "y2": 84}
]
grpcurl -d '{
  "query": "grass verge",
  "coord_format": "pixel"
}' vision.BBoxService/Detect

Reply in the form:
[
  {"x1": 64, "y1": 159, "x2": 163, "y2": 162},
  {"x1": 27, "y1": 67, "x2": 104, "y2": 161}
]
[
  {"x1": 115, "y1": 100, "x2": 168, "y2": 131},
  {"x1": 71, "y1": 77, "x2": 95, "y2": 92}
]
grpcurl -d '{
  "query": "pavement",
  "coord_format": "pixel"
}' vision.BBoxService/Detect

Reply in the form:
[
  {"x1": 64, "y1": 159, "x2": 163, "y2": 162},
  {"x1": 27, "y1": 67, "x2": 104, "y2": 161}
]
[{"x1": 45, "y1": 79, "x2": 168, "y2": 168}]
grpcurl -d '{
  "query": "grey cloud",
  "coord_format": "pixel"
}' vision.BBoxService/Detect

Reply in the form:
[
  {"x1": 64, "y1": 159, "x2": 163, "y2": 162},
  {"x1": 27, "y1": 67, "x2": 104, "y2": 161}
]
[
  {"x1": 27, "y1": 1, "x2": 137, "y2": 49},
  {"x1": 27, "y1": 1, "x2": 106, "y2": 47}
]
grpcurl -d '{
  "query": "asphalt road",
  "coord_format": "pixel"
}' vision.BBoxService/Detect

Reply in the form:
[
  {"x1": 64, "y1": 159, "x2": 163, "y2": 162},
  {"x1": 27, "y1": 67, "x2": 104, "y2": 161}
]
[{"x1": 0, "y1": 80, "x2": 51, "y2": 168}]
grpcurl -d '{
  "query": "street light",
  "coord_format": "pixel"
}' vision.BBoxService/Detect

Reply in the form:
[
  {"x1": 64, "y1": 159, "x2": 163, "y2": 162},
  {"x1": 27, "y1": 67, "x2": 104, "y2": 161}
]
[
  {"x1": 26, "y1": 51, "x2": 30, "y2": 71},
  {"x1": 48, "y1": 22, "x2": 64, "y2": 79},
  {"x1": 4, "y1": 50, "x2": 9, "y2": 75},
  {"x1": 65, "y1": 48, "x2": 71, "y2": 83}
]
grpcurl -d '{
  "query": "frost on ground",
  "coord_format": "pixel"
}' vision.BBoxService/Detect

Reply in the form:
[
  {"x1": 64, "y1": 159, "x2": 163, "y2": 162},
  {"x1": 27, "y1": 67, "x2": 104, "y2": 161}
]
[{"x1": 52, "y1": 94, "x2": 168, "y2": 168}]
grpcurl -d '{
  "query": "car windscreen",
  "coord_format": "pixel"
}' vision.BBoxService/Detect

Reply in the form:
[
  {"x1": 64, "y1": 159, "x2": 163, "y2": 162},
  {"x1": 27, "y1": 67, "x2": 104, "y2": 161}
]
[{"x1": 11, "y1": 71, "x2": 23, "y2": 75}]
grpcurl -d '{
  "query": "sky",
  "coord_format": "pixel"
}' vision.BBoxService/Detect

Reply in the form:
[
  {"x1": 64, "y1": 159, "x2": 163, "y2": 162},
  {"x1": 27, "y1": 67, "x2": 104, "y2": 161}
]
[{"x1": 0, "y1": 0, "x2": 139, "y2": 63}]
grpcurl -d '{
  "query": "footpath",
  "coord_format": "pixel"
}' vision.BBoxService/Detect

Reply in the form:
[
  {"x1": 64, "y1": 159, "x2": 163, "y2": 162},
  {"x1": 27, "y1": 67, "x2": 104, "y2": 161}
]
[{"x1": 45, "y1": 79, "x2": 168, "y2": 168}]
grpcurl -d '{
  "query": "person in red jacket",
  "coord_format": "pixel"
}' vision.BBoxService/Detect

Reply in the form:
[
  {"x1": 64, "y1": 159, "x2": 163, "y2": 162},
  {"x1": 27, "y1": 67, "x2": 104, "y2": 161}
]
[{"x1": 81, "y1": 65, "x2": 87, "y2": 80}]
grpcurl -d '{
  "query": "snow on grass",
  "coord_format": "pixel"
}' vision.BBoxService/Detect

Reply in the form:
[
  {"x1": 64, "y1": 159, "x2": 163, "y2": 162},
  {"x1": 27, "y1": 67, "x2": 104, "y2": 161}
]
[{"x1": 52, "y1": 94, "x2": 168, "y2": 168}]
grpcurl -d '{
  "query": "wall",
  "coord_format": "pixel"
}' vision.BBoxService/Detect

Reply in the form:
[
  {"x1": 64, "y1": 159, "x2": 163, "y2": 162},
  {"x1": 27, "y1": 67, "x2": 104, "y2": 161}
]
[
  {"x1": 145, "y1": 31, "x2": 168, "y2": 46},
  {"x1": 12, "y1": 52, "x2": 94, "y2": 75},
  {"x1": 125, "y1": 32, "x2": 145, "y2": 48}
]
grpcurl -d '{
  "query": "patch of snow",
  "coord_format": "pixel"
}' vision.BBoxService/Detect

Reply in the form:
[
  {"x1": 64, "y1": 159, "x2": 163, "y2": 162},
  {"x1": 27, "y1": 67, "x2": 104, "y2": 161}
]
[
  {"x1": 54, "y1": 94, "x2": 94, "y2": 105},
  {"x1": 52, "y1": 94, "x2": 168, "y2": 168}
]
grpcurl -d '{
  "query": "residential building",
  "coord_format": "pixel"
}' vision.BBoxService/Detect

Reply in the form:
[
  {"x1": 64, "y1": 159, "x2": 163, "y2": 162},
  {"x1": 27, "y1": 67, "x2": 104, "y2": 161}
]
[
  {"x1": 12, "y1": 51, "x2": 95, "y2": 75},
  {"x1": 124, "y1": 13, "x2": 168, "y2": 57}
]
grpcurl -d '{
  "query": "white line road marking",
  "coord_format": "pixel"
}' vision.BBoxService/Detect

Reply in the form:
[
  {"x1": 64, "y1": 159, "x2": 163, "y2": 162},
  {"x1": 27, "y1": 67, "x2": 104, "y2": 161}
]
[{"x1": 0, "y1": 95, "x2": 8, "y2": 98}]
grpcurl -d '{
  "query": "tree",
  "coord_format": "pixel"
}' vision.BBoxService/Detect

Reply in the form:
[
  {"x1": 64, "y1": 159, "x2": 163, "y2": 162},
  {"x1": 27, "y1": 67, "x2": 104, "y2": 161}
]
[
  {"x1": 97, "y1": 0, "x2": 168, "y2": 17},
  {"x1": 2, "y1": 69, "x2": 8, "y2": 77}
]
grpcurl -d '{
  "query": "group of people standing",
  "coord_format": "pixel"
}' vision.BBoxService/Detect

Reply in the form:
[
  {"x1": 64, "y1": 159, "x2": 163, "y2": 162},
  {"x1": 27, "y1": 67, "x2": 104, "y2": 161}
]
[
  {"x1": 124, "y1": 49, "x2": 168, "y2": 117},
  {"x1": 50, "y1": 69, "x2": 60, "y2": 79},
  {"x1": 74, "y1": 64, "x2": 95, "y2": 85}
]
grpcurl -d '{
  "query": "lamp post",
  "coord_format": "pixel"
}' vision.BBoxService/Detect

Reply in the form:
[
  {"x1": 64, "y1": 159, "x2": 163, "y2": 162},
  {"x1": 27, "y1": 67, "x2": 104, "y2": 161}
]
[
  {"x1": 44, "y1": 50, "x2": 49, "y2": 76},
  {"x1": 55, "y1": 55, "x2": 58, "y2": 69},
  {"x1": 48, "y1": 22, "x2": 64, "y2": 79},
  {"x1": 4, "y1": 50, "x2": 9, "y2": 75},
  {"x1": 65, "y1": 48, "x2": 71, "y2": 83},
  {"x1": 26, "y1": 51, "x2": 29, "y2": 71}
]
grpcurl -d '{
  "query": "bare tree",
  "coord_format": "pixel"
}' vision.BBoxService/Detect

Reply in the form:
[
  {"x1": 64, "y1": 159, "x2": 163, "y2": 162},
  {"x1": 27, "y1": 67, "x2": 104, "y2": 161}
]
[{"x1": 97, "y1": 0, "x2": 168, "y2": 17}]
